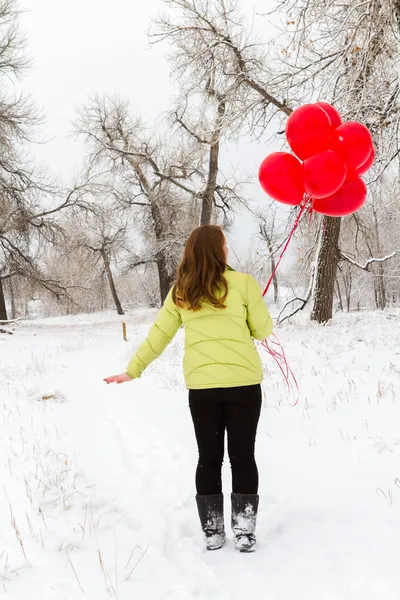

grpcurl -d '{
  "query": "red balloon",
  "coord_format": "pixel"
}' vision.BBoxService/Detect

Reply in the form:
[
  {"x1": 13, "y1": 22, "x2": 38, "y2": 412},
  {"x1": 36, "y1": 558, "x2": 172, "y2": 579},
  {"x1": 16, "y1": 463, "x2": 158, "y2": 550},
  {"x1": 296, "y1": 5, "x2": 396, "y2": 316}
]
[
  {"x1": 355, "y1": 146, "x2": 375, "y2": 176},
  {"x1": 286, "y1": 104, "x2": 333, "y2": 160},
  {"x1": 313, "y1": 178, "x2": 367, "y2": 217},
  {"x1": 332, "y1": 122, "x2": 373, "y2": 170},
  {"x1": 259, "y1": 152, "x2": 304, "y2": 206},
  {"x1": 316, "y1": 102, "x2": 342, "y2": 129},
  {"x1": 303, "y1": 150, "x2": 347, "y2": 199}
]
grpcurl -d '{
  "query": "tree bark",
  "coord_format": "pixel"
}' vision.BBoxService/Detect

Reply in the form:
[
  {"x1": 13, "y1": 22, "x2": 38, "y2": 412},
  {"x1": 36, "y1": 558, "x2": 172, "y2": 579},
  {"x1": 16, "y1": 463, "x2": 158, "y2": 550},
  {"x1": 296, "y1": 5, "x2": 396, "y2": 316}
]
[
  {"x1": 344, "y1": 270, "x2": 352, "y2": 313},
  {"x1": 100, "y1": 249, "x2": 124, "y2": 315},
  {"x1": 336, "y1": 278, "x2": 343, "y2": 312},
  {"x1": 0, "y1": 278, "x2": 7, "y2": 321},
  {"x1": 266, "y1": 237, "x2": 279, "y2": 303},
  {"x1": 149, "y1": 195, "x2": 176, "y2": 304},
  {"x1": 271, "y1": 256, "x2": 279, "y2": 304},
  {"x1": 8, "y1": 277, "x2": 16, "y2": 319},
  {"x1": 374, "y1": 263, "x2": 387, "y2": 310},
  {"x1": 372, "y1": 211, "x2": 387, "y2": 310},
  {"x1": 126, "y1": 158, "x2": 176, "y2": 304},
  {"x1": 156, "y1": 251, "x2": 173, "y2": 304},
  {"x1": 200, "y1": 99, "x2": 226, "y2": 226},
  {"x1": 311, "y1": 216, "x2": 342, "y2": 323}
]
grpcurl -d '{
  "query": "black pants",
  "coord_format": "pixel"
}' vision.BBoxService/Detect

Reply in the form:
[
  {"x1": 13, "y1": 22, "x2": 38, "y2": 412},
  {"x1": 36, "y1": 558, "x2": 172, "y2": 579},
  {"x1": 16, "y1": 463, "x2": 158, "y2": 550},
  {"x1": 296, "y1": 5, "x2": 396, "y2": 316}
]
[{"x1": 189, "y1": 385, "x2": 262, "y2": 496}]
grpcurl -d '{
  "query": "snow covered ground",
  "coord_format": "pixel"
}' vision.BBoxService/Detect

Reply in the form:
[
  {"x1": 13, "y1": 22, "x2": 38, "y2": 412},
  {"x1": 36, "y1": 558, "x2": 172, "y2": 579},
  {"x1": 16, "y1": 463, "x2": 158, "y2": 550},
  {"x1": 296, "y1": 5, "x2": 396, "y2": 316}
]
[{"x1": 1, "y1": 307, "x2": 400, "y2": 599}]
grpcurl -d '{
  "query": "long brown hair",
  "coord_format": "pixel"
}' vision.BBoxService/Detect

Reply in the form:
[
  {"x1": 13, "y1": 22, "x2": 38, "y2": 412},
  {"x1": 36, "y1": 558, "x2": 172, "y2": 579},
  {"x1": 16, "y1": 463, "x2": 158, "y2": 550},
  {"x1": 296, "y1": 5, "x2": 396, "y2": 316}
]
[{"x1": 172, "y1": 225, "x2": 228, "y2": 311}]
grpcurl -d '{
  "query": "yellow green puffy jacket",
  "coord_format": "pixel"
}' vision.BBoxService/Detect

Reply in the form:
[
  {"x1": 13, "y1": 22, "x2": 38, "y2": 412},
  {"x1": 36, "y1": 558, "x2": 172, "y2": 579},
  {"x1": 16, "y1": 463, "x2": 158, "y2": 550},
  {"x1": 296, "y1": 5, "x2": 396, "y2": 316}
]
[{"x1": 126, "y1": 268, "x2": 273, "y2": 390}]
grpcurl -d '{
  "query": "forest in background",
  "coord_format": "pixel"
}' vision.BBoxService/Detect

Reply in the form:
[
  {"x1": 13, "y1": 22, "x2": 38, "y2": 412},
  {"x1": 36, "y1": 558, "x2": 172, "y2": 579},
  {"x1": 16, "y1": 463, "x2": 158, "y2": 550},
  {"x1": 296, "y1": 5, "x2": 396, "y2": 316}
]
[{"x1": 1, "y1": 0, "x2": 399, "y2": 326}]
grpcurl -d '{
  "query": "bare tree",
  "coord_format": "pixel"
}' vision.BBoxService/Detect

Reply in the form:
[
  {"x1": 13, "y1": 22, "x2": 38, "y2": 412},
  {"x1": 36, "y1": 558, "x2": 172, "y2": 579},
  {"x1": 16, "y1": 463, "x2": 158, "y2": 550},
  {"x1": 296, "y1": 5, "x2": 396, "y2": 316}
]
[
  {"x1": 0, "y1": 171, "x2": 101, "y2": 320},
  {"x1": 257, "y1": 205, "x2": 292, "y2": 304},
  {"x1": 0, "y1": 0, "x2": 38, "y2": 320},
  {"x1": 154, "y1": 0, "x2": 400, "y2": 322},
  {"x1": 271, "y1": 0, "x2": 400, "y2": 321},
  {"x1": 151, "y1": 0, "x2": 289, "y2": 225},
  {"x1": 336, "y1": 262, "x2": 353, "y2": 312},
  {"x1": 0, "y1": 1, "x2": 94, "y2": 320},
  {"x1": 152, "y1": 0, "x2": 292, "y2": 119},
  {"x1": 334, "y1": 174, "x2": 399, "y2": 311},
  {"x1": 68, "y1": 206, "x2": 139, "y2": 316},
  {"x1": 73, "y1": 95, "x2": 206, "y2": 302}
]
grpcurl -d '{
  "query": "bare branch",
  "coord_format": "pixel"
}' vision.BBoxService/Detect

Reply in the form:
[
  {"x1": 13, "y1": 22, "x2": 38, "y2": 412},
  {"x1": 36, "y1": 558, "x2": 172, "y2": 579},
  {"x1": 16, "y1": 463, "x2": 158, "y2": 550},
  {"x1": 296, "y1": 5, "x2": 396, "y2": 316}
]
[
  {"x1": 340, "y1": 251, "x2": 397, "y2": 272},
  {"x1": 278, "y1": 268, "x2": 315, "y2": 324}
]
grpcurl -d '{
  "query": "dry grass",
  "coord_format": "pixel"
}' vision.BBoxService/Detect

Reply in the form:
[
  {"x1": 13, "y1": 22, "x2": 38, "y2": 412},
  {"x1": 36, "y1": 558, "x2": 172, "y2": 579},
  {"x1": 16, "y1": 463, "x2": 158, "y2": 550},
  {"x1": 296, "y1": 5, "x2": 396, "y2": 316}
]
[
  {"x1": 4, "y1": 489, "x2": 27, "y2": 561},
  {"x1": 125, "y1": 543, "x2": 151, "y2": 581},
  {"x1": 65, "y1": 548, "x2": 84, "y2": 594}
]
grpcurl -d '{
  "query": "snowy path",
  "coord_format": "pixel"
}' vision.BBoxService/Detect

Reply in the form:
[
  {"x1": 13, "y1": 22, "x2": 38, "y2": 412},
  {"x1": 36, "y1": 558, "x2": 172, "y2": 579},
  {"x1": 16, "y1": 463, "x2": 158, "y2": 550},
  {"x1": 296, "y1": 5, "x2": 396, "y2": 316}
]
[{"x1": 1, "y1": 310, "x2": 400, "y2": 599}]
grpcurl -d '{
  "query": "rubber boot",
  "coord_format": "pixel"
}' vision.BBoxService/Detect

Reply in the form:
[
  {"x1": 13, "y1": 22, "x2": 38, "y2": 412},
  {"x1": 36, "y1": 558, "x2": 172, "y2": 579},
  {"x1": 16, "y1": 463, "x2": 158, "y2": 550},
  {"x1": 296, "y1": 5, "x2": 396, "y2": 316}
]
[
  {"x1": 196, "y1": 494, "x2": 226, "y2": 551},
  {"x1": 231, "y1": 493, "x2": 259, "y2": 553}
]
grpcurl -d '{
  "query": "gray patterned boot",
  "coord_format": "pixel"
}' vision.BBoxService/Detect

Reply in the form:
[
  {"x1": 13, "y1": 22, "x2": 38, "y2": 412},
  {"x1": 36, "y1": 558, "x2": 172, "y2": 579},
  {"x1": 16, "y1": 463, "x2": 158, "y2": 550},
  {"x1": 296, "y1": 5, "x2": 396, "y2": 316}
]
[
  {"x1": 231, "y1": 493, "x2": 259, "y2": 553},
  {"x1": 196, "y1": 494, "x2": 226, "y2": 551}
]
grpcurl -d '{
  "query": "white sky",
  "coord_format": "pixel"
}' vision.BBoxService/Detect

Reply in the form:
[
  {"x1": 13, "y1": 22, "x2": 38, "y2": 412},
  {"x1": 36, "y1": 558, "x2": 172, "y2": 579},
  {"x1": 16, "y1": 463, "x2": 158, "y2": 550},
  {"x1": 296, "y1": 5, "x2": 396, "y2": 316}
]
[
  {"x1": 20, "y1": 0, "x2": 173, "y2": 178},
  {"x1": 19, "y1": 0, "x2": 287, "y2": 256}
]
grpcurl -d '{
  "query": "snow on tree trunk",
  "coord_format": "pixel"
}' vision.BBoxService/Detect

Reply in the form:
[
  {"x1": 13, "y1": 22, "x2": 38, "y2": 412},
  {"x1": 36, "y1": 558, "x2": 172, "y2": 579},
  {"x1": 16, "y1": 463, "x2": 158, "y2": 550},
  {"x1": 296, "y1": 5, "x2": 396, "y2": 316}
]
[
  {"x1": 150, "y1": 195, "x2": 176, "y2": 304},
  {"x1": 100, "y1": 250, "x2": 124, "y2": 316},
  {"x1": 200, "y1": 99, "x2": 226, "y2": 226},
  {"x1": 0, "y1": 278, "x2": 7, "y2": 321},
  {"x1": 336, "y1": 278, "x2": 344, "y2": 312},
  {"x1": 311, "y1": 216, "x2": 341, "y2": 323},
  {"x1": 266, "y1": 237, "x2": 279, "y2": 304},
  {"x1": 9, "y1": 278, "x2": 16, "y2": 320},
  {"x1": 156, "y1": 252, "x2": 173, "y2": 305},
  {"x1": 374, "y1": 263, "x2": 387, "y2": 310}
]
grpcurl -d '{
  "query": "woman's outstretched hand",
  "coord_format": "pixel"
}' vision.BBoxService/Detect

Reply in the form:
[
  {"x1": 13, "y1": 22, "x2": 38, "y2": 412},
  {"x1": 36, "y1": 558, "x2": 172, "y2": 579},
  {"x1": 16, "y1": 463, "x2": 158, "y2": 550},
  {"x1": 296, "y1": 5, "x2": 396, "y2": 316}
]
[{"x1": 104, "y1": 373, "x2": 133, "y2": 385}]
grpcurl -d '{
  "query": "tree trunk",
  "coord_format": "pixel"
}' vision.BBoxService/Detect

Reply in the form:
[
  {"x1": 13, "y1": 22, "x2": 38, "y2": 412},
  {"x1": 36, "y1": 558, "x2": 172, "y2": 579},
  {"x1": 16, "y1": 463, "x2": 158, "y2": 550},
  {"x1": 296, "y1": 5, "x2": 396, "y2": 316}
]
[
  {"x1": 271, "y1": 257, "x2": 279, "y2": 304},
  {"x1": 100, "y1": 250, "x2": 124, "y2": 315},
  {"x1": 372, "y1": 210, "x2": 387, "y2": 311},
  {"x1": 155, "y1": 250, "x2": 175, "y2": 304},
  {"x1": 200, "y1": 99, "x2": 226, "y2": 226},
  {"x1": 0, "y1": 278, "x2": 7, "y2": 321},
  {"x1": 8, "y1": 277, "x2": 16, "y2": 319},
  {"x1": 344, "y1": 272, "x2": 352, "y2": 313},
  {"x1": 149, "y1": 196, "x2": 176, "y2": 304},
  {"x1": 266, "y1": 237, "x2": 279, "y2": 304},
  {"x1": 374, "y1": 263, "x2": 387, "y2": 310},
  {"x1": 311, "y1": 216, "x2": 342, "y2": 323},
  {"x1": 156, "y1": 252, "x2": 173, "y2": 304},
  {"x1": 128, "y1": 159, "x2": 176, "y2": 304},
  {"x1": 336, "y1": 278, "x2": 343, "y2": 312}
]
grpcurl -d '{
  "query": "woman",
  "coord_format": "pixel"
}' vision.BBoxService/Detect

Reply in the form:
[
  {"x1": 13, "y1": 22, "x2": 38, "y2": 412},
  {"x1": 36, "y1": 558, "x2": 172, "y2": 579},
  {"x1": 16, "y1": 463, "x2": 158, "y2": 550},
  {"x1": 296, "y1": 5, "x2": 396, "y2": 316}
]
[{"x1": 105, "y1": 225, "x2": 273, "y2": 553}]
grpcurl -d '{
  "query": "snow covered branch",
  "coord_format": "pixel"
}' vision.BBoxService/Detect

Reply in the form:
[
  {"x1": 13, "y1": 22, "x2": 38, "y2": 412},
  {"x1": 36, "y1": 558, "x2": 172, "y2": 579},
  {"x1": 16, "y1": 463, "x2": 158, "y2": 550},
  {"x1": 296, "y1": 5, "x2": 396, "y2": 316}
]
[
  {"x1": 277, "y1": 269, "x2": 315, "y2": 324},
  {"x1": 339, "y1": 251, "x2": 397, "y2": 272},
  {"x1": 0, "y1": 317, "x2": 25, "y2": 324}
]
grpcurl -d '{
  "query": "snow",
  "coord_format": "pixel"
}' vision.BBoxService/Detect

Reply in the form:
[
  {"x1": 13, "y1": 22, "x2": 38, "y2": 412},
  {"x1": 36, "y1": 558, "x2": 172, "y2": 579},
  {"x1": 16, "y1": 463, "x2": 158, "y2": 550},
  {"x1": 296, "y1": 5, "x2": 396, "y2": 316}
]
[{"x1": 1, "y1": 308, "x2": 400, "y2": 599}]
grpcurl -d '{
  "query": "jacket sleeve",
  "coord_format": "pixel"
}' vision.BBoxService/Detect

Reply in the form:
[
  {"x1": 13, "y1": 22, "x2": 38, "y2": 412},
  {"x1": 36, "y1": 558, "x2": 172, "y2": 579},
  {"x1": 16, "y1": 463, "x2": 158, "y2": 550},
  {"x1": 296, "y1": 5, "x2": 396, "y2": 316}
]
[
  {"x1": 246, "y1": 275, "x2": 273, "y2": 340},
  {"x1": 126, "y1": 289, "x2": 182, "y2": 379}
]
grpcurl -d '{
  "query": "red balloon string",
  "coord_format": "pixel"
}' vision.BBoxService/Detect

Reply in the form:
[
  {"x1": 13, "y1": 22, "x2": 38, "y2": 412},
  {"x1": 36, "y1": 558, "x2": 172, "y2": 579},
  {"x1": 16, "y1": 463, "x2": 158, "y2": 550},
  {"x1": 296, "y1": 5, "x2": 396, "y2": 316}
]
[
  {"x1": 262, "y1": 336, "x2": 299, "y2": 406},
  {"x1": 262, "y1": 198, "x2": 310, "y2": 297},
  {"x1": 261, "y1": 198, "x2": 311, "y2": 406},
  {"x1": 308, "y1": 204, "x2": 314, "y2": 230}
]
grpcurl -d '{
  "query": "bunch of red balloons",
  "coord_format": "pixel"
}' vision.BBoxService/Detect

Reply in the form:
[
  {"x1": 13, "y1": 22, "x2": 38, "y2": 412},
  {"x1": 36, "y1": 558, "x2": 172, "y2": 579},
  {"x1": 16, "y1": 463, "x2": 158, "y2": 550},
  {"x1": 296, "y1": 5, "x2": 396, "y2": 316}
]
[{"x1": 258, "y1": 102, "x2": 375, "y2": 217}]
